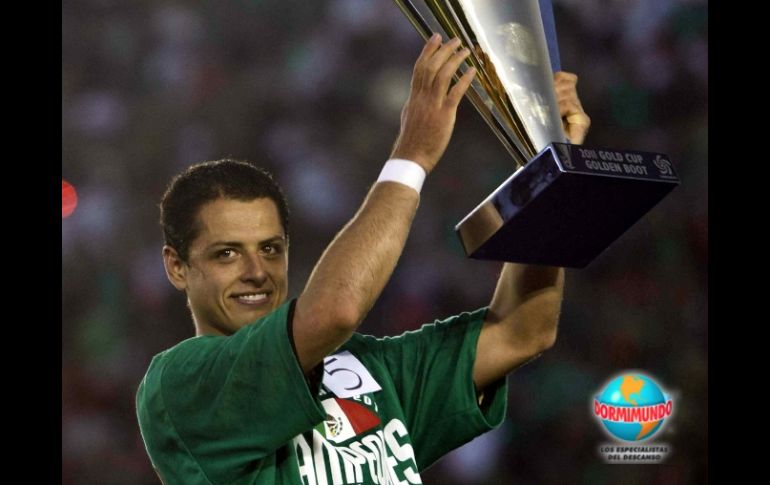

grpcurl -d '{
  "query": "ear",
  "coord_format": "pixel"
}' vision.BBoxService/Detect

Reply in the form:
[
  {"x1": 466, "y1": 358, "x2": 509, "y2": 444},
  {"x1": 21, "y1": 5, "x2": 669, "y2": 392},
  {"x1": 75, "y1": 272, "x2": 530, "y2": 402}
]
[
  {"x1": 284, "y1": 239, "x2": 289, "y2": 271},
  {"x1": 163, "y1": 245, "x2": 188, "y2": 291}
]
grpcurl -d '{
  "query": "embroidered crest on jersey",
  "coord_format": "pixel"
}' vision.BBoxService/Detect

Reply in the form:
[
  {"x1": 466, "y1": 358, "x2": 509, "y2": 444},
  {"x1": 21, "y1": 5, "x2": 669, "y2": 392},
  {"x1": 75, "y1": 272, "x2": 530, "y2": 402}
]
[{"x1": 316, "y1": 397, "x2": 381, "y2": 443}]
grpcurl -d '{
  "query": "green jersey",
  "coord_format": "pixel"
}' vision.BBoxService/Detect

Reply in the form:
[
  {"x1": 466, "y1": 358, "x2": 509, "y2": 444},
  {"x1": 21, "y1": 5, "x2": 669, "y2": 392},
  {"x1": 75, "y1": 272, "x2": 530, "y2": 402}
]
[{"x1": 136, "y1": 300, "x2": 507, "y2": 484}]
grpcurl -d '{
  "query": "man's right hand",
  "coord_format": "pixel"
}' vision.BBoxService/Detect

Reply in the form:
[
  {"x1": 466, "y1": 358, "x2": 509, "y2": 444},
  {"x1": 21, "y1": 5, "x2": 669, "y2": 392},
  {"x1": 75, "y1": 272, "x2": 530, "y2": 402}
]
[{"x1": 390, "y1": 34, "x2": 477, "y2": 175}]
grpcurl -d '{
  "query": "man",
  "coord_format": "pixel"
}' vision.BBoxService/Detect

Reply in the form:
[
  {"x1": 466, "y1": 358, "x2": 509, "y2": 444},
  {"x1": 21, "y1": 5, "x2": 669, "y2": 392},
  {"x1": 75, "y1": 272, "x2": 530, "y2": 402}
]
[{"x1": 137, "y1": 34, "x2": 590, "y2": 484}]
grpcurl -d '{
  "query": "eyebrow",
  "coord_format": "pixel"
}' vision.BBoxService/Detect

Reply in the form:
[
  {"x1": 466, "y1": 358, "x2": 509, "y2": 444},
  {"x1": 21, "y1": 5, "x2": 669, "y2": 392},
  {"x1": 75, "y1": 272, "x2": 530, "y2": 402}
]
[{"x1": 205, "y1": 236, "x2": 286, "y2": 251}]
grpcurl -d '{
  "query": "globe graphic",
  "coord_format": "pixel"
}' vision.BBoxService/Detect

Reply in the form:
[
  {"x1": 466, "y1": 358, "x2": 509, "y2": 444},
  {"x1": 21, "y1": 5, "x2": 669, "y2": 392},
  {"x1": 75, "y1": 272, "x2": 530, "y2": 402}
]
[{"x1": 595, "y1": 373, "x2": 668, "y2": 441}]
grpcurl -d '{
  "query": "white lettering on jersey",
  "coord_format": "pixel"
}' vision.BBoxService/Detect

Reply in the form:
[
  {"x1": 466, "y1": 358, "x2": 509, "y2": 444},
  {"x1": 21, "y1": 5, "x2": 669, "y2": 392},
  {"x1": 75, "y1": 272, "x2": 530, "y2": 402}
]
[
  {"x1": 336, "y1": 447, "x2": 366, "y2": 483},
  {"x1": 293, "y1": 419, "x2": 422, "y2": 485},
  {"x1": 296, "y1": 434, "x2": 317, "y2": 485},
  {"x1": 384, "y1": 420, "x2": 420, "y2": 484}
]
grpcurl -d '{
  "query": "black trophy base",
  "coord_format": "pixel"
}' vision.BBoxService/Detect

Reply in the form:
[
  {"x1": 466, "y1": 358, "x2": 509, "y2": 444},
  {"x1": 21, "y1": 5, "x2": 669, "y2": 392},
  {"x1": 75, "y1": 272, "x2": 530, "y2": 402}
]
[{"x1": 454, "y1": 143, "x2": 680, "y2": 268}]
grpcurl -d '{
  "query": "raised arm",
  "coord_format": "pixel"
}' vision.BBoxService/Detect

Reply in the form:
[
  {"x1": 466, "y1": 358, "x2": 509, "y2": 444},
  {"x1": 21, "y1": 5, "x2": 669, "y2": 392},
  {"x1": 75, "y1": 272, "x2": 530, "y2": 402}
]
[
  {"x1": 473, "y1": 72, "x2": 591, "y2": 391},
  {"x1": 292, "y1": 35, "x2": 476, "y2": 374}
]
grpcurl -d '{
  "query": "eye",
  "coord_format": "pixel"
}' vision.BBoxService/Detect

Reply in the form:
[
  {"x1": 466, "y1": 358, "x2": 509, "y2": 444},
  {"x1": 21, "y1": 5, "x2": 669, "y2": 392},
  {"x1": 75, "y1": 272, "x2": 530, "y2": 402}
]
[
  {"x1": 261, "y1": 243, "x2": 282, "y2": 256},
  {"x1": 216, "y1": 248, "x2": 237, "y2": 260}
]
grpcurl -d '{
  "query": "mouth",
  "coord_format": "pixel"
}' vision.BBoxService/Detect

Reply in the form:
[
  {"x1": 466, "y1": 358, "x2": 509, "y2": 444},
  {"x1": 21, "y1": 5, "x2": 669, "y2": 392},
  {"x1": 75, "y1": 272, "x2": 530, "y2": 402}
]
[{"x1": 230, "y1": 291, "x2": 271, "y2": 307}]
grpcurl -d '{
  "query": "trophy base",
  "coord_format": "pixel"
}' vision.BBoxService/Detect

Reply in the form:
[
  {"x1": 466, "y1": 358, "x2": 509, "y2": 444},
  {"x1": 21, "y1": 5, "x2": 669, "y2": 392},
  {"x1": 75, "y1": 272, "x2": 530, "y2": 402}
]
[{"x1": 455, "y1": 143, "x2": 680, "y2": 268}]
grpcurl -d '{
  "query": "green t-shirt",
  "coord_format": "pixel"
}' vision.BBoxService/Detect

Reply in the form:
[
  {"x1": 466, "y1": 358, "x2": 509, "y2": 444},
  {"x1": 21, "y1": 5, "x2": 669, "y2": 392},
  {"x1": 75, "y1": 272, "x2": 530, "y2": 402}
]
[{"x1": 136, "y1": 300, "x2": 507, "y2": 484}]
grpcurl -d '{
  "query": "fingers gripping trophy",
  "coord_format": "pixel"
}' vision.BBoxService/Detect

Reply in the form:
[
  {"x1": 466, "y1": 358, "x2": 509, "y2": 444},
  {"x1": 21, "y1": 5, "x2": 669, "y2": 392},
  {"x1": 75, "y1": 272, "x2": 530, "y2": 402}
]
[{"x1": 392, "y1": 0, "x2": 680, "y2": 268}]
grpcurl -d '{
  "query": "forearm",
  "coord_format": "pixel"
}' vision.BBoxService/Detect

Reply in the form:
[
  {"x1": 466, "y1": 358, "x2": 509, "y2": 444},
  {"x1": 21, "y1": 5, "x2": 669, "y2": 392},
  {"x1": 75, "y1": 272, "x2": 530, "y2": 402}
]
[
  {"x1": 473, "y1": 264, "x2": 564, "y2": 389},
  {"x1": 488, "y1": 264, "x2": 564, "y2": 318},
  {"x1": 487, "y1": 264, "x2": 564, "y2": 353},
  {"x1": 292, "y1": 181, "x2": 419, "y2": 373},
  {"x1": 301, "y1": 182, "x2": 418, "y2": 325}
]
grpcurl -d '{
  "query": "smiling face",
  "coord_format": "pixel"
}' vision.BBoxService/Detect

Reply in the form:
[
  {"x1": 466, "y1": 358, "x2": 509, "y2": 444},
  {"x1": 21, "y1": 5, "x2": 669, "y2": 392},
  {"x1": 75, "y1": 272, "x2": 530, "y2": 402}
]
[{"x1": 163, "y1": 197, "x2": 289, "y2": 336}]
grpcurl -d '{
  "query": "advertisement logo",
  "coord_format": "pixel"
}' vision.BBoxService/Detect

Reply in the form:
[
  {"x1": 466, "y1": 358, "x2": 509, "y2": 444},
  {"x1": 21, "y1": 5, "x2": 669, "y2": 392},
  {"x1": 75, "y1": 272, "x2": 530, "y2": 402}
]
[{"x1": 593, "y1": 372, "x2": 674, "y2": 463}]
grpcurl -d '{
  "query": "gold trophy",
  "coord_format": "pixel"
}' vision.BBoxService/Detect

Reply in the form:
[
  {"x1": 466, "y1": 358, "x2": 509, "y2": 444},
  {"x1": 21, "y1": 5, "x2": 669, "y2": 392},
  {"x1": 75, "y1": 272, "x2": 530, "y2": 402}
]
[{"x1": 393, "y1": 0, "x2": 680, "y2": 268}]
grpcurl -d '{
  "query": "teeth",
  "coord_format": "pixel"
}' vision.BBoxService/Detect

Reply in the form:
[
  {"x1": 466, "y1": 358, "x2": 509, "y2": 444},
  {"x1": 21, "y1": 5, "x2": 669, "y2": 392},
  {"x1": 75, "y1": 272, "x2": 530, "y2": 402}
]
[{"x1": 235, "y1": 293, "x2": 267, "y2": 301}]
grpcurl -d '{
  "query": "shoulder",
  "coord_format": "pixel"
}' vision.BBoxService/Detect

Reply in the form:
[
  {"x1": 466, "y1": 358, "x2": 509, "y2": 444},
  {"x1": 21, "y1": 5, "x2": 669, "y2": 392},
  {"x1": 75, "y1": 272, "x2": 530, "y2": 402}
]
[
  {"x1": 345, "y1": 331, "x2": 380, "y2": 346},
  {"x1": 141, "y1": 335, "x2": 224, "y2": 387},
  {"x1": 378, "y1": 307, "x2": 490, "y2": 344},
  {"x1": 136, "y1": 335, "x2": 233, "y2": 421},
  {"x1": 426, "y1": 307, "x2": 489, "y2": 331},
  {"x1": 340, "y1": 308, "x2": 488, "y2": 352},
  {"x1": 338, "y1": 331, "x2": 382, "y2": 360}
]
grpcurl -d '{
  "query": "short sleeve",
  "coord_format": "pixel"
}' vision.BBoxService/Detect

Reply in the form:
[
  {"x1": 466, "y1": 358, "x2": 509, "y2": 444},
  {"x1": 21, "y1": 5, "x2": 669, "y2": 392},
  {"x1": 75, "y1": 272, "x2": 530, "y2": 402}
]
[
  {"x1": 376, "y1": 308, "x2": 508, "y2": 470},
  {"x1": 136, "y1": 299, "x2": 326, "y2": 484}
]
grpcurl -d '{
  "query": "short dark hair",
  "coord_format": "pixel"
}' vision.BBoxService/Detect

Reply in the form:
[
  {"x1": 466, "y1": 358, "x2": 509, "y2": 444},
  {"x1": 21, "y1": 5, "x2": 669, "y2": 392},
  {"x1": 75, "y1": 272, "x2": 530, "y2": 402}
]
[{"x1": 160, "y1": 159, "x2": 289, "y2": 261}]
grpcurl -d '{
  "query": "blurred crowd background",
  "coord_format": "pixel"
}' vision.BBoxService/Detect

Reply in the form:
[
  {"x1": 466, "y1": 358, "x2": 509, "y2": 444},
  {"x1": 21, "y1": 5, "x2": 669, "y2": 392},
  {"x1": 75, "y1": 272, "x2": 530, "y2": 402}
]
[{"x1": 62, "y1": 0, "x2": 707, "y2": 483}]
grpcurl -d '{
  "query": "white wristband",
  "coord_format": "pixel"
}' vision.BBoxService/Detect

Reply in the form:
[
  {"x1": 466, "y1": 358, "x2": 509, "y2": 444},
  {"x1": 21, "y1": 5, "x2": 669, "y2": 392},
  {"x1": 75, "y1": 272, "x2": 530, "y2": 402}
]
[{"x1": 376, "y1": 159, "x2": 427, "y2": 194}]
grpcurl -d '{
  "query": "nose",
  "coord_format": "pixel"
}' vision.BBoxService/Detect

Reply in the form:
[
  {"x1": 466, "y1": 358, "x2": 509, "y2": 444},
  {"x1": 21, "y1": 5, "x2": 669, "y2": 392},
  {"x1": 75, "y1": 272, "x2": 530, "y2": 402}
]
[{"x1": 240, "y1": 252, "x2": 268, "y2": 285}]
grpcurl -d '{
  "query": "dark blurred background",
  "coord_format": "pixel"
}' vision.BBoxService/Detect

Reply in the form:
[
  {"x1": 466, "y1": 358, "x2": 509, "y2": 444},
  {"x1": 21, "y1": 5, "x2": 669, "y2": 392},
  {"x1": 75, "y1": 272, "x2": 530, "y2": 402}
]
[{"x1": 61, "y1": 0, "x2": 707, "y2": 483}]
